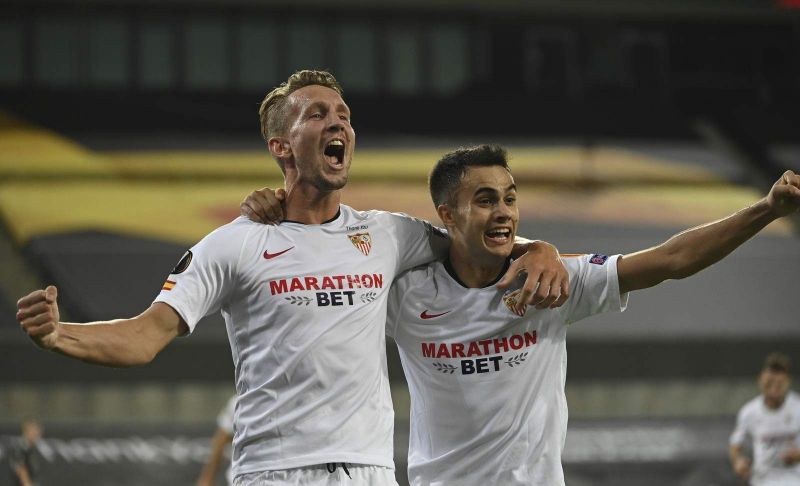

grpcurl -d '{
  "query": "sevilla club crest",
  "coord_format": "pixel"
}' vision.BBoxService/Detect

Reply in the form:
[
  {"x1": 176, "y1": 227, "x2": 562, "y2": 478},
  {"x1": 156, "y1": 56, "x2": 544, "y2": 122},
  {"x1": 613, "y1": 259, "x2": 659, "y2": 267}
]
[{"x1": 348, "y1": 232, "x2": 372, "y2": 256}]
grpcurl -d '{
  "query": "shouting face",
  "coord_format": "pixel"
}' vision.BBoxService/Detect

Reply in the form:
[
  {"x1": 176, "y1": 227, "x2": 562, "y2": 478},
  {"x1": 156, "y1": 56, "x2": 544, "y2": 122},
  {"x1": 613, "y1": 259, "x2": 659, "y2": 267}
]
[{"x1": 274, "y1": 84, "x2": 356, "y2": 192}]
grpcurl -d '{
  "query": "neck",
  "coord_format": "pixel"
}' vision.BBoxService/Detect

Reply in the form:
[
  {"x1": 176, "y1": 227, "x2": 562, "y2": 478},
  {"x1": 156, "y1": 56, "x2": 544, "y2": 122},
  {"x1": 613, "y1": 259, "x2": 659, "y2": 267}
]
[
  {"x1": 447, "y1": 244, "x2": 508, "y2": 288},
  {"x1": 765, "y1": 394, "x2": 787, "y2": 410},
  {"x1": 283, "y1": 181, "x2": 342, "y2": 224}
]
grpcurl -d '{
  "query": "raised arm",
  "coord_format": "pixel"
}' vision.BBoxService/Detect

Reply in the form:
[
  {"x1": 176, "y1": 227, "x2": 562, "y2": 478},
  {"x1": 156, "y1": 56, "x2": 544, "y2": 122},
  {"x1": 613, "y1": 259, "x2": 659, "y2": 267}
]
[
  {"x1": 618, "y1": 170, "x2": 800, "y2": 294},
  {"x1": 16, "y1": 285, "x2": 186, "y2": 367}
]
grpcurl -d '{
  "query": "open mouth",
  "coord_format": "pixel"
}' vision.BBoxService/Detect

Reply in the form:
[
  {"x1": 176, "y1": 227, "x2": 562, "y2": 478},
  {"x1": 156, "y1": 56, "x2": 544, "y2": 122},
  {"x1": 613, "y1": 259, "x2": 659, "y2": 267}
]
[
  {"x1": 484, "y1": 227, "x2": 512, "y2": 245},
  {"x1": 324, "y1": 139, "x2": 345, "y2": 168}
]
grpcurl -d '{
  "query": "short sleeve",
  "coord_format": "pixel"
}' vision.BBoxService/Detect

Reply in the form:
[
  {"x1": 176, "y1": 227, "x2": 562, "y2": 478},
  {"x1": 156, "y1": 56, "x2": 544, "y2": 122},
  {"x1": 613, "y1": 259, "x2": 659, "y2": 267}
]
[
  {"x1": 217, "y1": 395, "x2": 237, "y2": 434},
  {"x1": 561, "y1": 254, "x2": 629, "y2": 324},
  {"x1": 153, "y1": 219, "x2": 252, "y2": 333},
  {"x1": 729, "y1": 405, "x2": 751, "y2": 446},
  {"x1": 384, "y1": 212, "x2": 449, "y2": 273}
]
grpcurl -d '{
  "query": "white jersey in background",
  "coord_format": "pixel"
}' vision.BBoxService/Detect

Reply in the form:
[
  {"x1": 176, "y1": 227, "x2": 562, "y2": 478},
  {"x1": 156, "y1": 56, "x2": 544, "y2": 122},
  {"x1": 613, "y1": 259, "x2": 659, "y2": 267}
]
[
  {"x1": 387, "y1": 253, "x2": 628, "y2": 486},
  {"x1": 154, "y1": 205, "x2": 447, "y2": 478},
  {"x1": 730, "y1": 391, "x2": 800, "y2": 486}
]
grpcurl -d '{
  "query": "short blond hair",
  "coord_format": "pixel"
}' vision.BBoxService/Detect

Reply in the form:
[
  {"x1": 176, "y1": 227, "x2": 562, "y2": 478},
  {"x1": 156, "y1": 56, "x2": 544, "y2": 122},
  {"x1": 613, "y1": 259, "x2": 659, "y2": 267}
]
[{"x1": 258, "y1": 70, "x2": 343, "y2": 141}]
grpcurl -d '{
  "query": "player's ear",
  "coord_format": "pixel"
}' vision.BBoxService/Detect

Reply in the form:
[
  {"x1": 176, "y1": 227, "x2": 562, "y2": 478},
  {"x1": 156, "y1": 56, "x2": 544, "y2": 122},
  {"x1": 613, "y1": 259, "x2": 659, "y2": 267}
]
[
  {"x1": 268, "y1": 137, "x2": 291, "y2": 159},
  {"x1": 437, "y1": 203, "x2": 455, "y2": 227}
]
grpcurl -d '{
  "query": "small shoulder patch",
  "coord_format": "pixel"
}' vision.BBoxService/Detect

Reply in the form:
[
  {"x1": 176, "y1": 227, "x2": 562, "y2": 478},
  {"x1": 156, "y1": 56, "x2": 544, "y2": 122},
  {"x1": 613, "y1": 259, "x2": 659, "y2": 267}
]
[
  {"x1": 171, "y1": 251, "x2": 193, "y2": 274},
  {"x1": 589, "y1": 254, "x2": 609, "y2": 265}
]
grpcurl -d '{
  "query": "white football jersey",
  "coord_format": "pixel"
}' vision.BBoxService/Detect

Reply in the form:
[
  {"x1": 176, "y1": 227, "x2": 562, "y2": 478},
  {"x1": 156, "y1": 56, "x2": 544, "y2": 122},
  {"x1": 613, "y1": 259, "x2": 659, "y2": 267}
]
[
  {"x1": 387, "y1": 253, "x2": 628, "y2": 486},
  {"x1": 154, "y1": 205, "x2": 447, "y2": 477},
  {"x1": 731, "y1": 391, "x2": 800, "y2": 486}
]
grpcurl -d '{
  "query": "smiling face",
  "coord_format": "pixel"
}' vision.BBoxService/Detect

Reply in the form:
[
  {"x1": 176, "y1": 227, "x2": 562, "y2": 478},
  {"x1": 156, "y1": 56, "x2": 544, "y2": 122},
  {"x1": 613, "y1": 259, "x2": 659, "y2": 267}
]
[
  {"x1": 271, "y1": 84, "x2": 355, "y2": 192},
  {"x1": 442, "y1": 165, "x2": 519, "y2": 263}
]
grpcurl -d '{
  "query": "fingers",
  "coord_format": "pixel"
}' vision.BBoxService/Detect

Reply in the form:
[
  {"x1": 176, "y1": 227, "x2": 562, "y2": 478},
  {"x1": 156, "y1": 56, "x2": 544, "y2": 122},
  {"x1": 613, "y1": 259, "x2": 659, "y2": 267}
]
[
  {"x1": 552, "y1": 277, "x2": 570, "y2": 308},
  {"x1": 251, "y1": 189, "x2": 284, "y2": 223},
  {"x1": 240, "y1": 188, "x2": 285, "y2": 225},
  {"x1": 45, "y1": 285, "x2": 58, "y2": 303},
  {"x1": 498, "y1": 254, "x2": 570, "y2": 314},
  {"x1": 16, "y1": 301, "x2": 50, "y2": 321},
  {"x1": 16, "y1": 289, "x2": 48, "y2": 310},
  {"x1": 17, "y1": 286, "x2": 59, "y2": 324},
  {"x1": 495, "y1": 259, "x2": 520, "y2": 290},
  {"x1": 24, "y1": 322, "x2": 56, "y2": 338}
]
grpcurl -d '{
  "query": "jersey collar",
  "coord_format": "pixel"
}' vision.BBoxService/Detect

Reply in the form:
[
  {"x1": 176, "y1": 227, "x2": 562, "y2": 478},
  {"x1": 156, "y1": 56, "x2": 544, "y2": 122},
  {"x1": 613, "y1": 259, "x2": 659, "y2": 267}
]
[
  {"x1": 443, "y1": 256, "x2": 512, "y2": 289},
  {"x1": 282, "y1": 207, "x2": 342, "y2": 225}
]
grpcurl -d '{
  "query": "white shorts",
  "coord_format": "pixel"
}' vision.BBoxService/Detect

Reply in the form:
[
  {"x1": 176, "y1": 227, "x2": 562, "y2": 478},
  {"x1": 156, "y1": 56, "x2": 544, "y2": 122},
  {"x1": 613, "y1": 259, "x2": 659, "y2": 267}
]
[{"x1": 233, "y1": 463, "x2": 398, "y2": 486}]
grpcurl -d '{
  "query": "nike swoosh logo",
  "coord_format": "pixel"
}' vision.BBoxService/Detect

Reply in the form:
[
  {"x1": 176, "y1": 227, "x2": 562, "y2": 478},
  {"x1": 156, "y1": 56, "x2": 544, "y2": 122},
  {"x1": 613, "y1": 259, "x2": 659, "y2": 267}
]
[
  {"x1": 263, "y1": 247, "x2": 294, "y2": 260},
  {"x1": 420, "y1": 310, "x2": 451, "y2": 319}
]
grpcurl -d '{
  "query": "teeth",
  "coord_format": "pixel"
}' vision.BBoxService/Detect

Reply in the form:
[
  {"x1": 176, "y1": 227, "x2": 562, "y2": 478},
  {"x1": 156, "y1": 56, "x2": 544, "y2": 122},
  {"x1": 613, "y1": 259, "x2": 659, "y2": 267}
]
[
  {"x1": 486, "y1": 229, "x2": 510, "y2": 237},
  {"x1": 328, "y1": 140, "x2": 344, "y2": 147}
]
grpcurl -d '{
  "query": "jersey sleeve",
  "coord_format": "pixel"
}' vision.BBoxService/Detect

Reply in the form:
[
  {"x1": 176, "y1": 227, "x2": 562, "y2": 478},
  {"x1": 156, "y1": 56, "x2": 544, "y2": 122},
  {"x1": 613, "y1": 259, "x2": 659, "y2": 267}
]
[
  {"x1": 216, "y1": 395, "x2": 237, "y2": 434},
  {"x1": 561, "y1": 253, "x2": 629, "y2": 324},
  {"x1": 729, "y1": 404, "x2": 751, "y2": 446},
  {"x1": 384, "y1": 212, "x2": 449, "y2": 273},
  {"x1": 153, "y1": 218, "x2": 252, "y2": 334}
]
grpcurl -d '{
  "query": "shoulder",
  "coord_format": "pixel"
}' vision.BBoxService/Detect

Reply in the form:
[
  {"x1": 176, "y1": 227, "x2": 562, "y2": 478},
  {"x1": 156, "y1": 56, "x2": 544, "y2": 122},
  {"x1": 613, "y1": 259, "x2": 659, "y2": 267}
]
[
  {"x1": 204, "y1": 216, "x2": 263, "y2": 241},
  {"x1": 396, "y1": 262, "x2": 437, "y2": 286},
  {"x1": 391, "y1": 262, "x2": 438, "y2": 300},
  {"x1": 739, "y1": 396, "x2": 763, "y2": 418},
  {"x1": 191, "y1": 216, "x2": 268, "y2": 259}
]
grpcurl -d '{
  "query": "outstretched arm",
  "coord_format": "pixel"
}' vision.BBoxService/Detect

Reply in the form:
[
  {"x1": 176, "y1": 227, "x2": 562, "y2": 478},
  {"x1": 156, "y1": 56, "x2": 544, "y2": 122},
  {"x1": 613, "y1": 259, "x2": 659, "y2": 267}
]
[
  {"x1": 17, "y1": 286, "x2": 186, "y2": 367},
  {"x1": 618, "y1": 170, "x2": 800, "y2": 294}
]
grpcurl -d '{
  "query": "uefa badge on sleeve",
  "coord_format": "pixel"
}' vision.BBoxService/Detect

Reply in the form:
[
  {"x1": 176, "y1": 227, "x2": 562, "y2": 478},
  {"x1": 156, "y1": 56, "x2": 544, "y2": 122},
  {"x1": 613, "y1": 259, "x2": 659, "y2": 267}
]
[{"x1": 348, "y1": 232, "x2": 372, "y2": 256}]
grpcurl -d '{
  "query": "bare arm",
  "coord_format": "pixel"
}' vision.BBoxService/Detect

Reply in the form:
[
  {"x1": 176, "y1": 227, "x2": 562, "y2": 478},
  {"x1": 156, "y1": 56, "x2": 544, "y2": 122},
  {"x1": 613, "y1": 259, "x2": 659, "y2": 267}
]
[
  {"x1": 729, "y1": 443, "x2": 751, "y2": 480},
  {"x1": 618, "y1": 170, "x2": 800, "y2": 294},
  {"x1": 13, "y1": 463, "x2": 34, "y2": 486},
  {"x1": 17, "y1": 286, "x2": 187, "y2": 367},
  {"x1": 196, "y1": 428, "x2": 234, "y2": 486}
]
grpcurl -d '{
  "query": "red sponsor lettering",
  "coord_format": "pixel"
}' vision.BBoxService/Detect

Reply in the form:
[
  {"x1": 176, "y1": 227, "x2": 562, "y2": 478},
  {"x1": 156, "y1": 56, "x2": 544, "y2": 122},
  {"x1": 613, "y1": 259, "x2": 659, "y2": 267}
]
[
  {"x1": 267, "y1": 273, "x2": 385, "y2": 295},
  {"x1": 269, "y1": 280, "x2": 288, "y2": 295},
  {"x1": 421, "y1": 331, "x2": 539, "y2": 359}
]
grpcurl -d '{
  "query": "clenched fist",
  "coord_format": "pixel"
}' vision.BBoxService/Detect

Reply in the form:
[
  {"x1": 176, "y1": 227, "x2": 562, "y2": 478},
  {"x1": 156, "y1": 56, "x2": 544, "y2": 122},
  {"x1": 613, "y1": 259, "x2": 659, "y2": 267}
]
[
  {"x1": 766, "y1": 170, "x2": 800, "y2": 218},
  {"x1": 16, "y1": 285, "x2": 61, "y2": 350}
]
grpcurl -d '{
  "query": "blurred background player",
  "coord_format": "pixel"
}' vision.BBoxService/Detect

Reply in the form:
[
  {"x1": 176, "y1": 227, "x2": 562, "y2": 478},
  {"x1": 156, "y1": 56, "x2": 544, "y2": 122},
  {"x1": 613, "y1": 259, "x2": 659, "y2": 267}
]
[
  {"x1": 196, "y1": 395, "x2": 236, "y2": 486},
  {"x1": 730, "y1": 353, "x2": 800, "y2": 485},
  {"x1": 7, "y1": 418, "x2": 43, "y2": 486}
]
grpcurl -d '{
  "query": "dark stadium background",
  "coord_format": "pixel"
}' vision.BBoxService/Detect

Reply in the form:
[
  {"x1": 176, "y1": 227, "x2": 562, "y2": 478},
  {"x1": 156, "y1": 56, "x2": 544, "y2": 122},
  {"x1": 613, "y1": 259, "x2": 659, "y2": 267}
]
[{"x1": 1, "y1": 0, "x2": 799, "y2": 484}]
